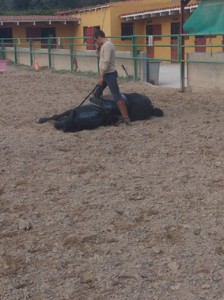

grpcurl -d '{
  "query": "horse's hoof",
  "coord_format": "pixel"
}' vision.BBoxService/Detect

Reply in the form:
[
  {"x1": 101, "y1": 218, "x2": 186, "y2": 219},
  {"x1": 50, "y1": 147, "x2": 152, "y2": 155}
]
[
  {"x1": 36, "y1": 117, "x2": 43, "y2": 124},
  {"x1": 36, "y1": 117, "x2": 48, "y2": 124}
]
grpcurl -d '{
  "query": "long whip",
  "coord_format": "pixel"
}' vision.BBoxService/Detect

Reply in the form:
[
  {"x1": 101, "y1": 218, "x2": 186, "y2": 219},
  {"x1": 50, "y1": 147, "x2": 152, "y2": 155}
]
[
  {"x1": 77, "y1": 84, "x2": 98, "y2": 107},
  {"x1": 36, "y1": 85, "x2": 98, "y2": 124}
]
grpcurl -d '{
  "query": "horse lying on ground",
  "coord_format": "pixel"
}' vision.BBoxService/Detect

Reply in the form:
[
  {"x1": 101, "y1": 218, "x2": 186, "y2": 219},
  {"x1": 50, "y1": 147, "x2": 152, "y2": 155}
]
[{"x1": 36, "y1": 93, "x2": 163, "y2": 132}]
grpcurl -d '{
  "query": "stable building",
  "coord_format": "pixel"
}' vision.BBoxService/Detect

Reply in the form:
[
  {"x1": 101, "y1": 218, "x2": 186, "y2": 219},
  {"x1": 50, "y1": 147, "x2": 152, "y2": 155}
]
[
  {"x1": 0, "y1": 15, "x2": 79, "y2": 49},
  {"x1": 1, "y1": 0, "x2": 224, "y2": 62}
]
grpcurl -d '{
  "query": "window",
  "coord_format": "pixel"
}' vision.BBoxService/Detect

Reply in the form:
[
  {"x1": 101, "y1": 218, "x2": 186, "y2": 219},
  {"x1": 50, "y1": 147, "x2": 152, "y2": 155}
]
[
  {"x1": 83, "y1": 26, "x2": 100, "y2": 49},
  {"x1": 121, "y1": 23, "x2": 134, "y2": 40},
  {"x1": 146, "y1": 24, "x2": 162, "y2": 41},
  {"x1": 153, "y1": 24, "x2": 162, "y2": 41},
  {"x1": 26, "y1": 27, "x2": 56, "y2": 48},
  {"x1": 26, "y1": 28, "x2": 41, "y2": 41},
  {"x1": 171, "y1": 22, "x2": 189, "y2": 40},
  {"x1": 146, "y1": 25, "x2": 153, "y2": 36},
  {"x1": 83, "y1": 26, "x2": 100, "y2": 43},
  {"x1": 171, "y1": 23, "x2": 179, "y2": 35},
  {"x1": 41, "y1": 28, "x2": 56, "y2": 48},
  {"x1": 0, "y1": 28, "x2": 13, "y2": 46}
]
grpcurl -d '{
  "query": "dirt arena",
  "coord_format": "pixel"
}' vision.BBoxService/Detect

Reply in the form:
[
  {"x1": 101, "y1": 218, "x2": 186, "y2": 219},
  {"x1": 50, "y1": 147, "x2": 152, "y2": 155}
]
[{"x1": 0, "y1": 64, "x2": 224, "y2": 300}]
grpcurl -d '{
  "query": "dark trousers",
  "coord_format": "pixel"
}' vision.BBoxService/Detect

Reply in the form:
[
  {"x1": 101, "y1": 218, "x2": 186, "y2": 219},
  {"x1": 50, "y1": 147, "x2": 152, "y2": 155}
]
[{"x1": 98, "y1": 71, "x2": 122, "y2": 101}]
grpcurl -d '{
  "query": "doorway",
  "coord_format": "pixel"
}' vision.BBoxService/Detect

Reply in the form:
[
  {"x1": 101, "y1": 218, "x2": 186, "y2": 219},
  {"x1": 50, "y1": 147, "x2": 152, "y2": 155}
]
[
  {"x1": 0, "y1": 28, "x2": 13, "y2": 46},
  {"x1": 146, "y1": 24, "x2": 162, "y2": 58},
  {"x1": 41, "y1": 28, "x2": 56, "y2": 48},
  {"x1": 84, "y1": 26, "x2": 100, "y2": 50},
  {"x1": 195, "y1": 35, "x2": 206, "y2": 52}
]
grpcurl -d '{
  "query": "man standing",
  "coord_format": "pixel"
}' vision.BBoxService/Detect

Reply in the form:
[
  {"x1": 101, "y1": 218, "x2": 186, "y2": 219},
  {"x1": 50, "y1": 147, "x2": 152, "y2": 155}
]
[{"x1": 92, "y1": 30, "x2": 130, "y2": 125}]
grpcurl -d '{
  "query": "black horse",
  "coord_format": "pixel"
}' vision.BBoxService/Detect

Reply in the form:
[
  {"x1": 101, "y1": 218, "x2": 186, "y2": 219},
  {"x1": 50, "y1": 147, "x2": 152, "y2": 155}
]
[{"x1": 36, "y1": 93, "x2": 163, "y2": 132}]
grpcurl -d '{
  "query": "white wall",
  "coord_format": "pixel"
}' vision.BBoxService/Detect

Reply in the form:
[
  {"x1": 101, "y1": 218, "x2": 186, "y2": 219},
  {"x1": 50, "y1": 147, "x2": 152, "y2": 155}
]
[
  {"x1": 4, "y1": 47, "x2": 136, "y2": 78},
  {"x1": 187, "y1": 52, "x2": 224, "y2": 91}
]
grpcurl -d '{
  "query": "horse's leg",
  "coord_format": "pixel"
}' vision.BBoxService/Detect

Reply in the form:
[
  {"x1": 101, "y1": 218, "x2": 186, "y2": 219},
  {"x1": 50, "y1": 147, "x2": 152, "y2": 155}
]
[{"x1": 36, "y1": 109, "x2": 72, "y2": 124}]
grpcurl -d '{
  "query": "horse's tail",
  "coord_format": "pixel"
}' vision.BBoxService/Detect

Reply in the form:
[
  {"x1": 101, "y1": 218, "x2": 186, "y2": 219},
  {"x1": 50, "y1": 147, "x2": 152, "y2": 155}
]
[{"x1": 152, "y1": 107, "x2": 164, "y2": 117}]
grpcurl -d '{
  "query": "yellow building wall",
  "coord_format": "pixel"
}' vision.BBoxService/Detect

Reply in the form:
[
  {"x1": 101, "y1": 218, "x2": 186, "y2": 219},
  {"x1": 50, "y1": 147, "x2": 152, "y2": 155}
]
[
  {"x1": 3, "y1": 23, "x2": 76, "y2": 49},
  {"x1": 72, "y1": 0, "x2": 202, "y2": 58},
  {"x1": 3, "y1": 0, "x2": 223, "y2": 60},
  {"x1": 55, "y1": 24, "x2": 76, "y2": 49},
  {"x1": 108, "y1": 0, "x2": 161, "y2": 47},
  {"x1": 74, "y1": 8, "x2": 111, "y2": 44},
  {"x1": 72, "y1": 9, "x2": 110, "y2": 50},
  {"x1": 73, "y1": 0, "x2": 179, "y2": 49}
]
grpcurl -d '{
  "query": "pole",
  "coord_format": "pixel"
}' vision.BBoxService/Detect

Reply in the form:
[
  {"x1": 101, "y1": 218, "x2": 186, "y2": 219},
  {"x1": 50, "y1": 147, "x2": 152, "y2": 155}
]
[
  {"x1": 29, "y1": 40, "x2": 33, "y2": 67},
  {"x1": 14, "y1": 40, "x2": 18, "y2": 64},
  {"x1": 132, "y1": 35, "x2": 138, "y2": 81},
  {"x1": 180, "y1": 0, "x2": 185, "y2": 92},
  {"x1": 70, "y1": 38, "x2": 74, "y2": 72},
  {"x1": 47, "y1": 38, "x2": 52, "y2": 68}
]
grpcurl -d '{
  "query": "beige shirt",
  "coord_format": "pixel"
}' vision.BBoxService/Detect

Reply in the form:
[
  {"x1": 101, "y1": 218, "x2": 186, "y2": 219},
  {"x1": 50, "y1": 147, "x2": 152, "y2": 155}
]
[{"x1": 99, "y1": 41, "x2": 116, "y2": 74}]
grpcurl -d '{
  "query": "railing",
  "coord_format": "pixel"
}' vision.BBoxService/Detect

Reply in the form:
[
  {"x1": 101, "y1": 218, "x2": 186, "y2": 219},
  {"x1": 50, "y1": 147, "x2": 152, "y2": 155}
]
[{"x1": 1, "y1": 33, "x2": 224, "y2": 90}]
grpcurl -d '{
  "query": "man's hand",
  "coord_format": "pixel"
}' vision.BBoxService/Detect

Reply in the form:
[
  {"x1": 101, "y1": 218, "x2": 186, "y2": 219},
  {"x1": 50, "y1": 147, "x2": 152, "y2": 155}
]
[
  {"x1": 98, "y1": 75, "x2": 104, "y2": 85},
  {"x1": 98, "y1": 70, "x2": 105, "y2": 85}
]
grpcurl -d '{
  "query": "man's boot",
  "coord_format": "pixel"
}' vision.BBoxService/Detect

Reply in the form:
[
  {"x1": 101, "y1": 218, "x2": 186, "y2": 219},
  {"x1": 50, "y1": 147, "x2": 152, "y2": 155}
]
[{"x1": 117, "y1": 100, "x2": 131, "y2": 125}]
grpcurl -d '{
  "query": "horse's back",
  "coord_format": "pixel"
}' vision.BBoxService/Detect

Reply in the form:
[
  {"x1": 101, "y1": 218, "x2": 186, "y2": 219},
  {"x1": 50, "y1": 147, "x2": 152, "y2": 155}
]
[
  {"x1": 102, "y1": 92, "x2": 156, "y2": 121},
  {"x1": 55, "y1": 104, "x2": 107, "y2": 132},
  {"x1": 123, "y1": 93, "x2": 155, "y2": 121}
]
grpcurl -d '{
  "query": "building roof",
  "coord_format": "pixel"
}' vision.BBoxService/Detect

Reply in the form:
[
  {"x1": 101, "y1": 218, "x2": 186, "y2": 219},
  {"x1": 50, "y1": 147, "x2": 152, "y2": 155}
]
[
  {"x1": 120, "y1": 2, "x2": 199, "y2": 21},
  {"x1": 56, "y1": 4, "x2": 110, "y2": 15},
  {"x1": 0, "y1": 15, "x2": 80, "y2": 25},
  {"x1": 55, "y1": 1, "x2": 199, "y2": 19}
]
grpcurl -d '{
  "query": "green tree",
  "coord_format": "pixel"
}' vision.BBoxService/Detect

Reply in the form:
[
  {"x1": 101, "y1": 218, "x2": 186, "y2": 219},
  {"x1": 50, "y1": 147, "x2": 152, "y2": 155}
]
[
  {"x1": 14, "y1": 0, "x2": 30, "y2": 10},
  {"x1": 0, "y1": 0, "x2": 14, "y2": 11},
  {"x1": 0, "y1": 0, "x2": 126, "y2": 13}
]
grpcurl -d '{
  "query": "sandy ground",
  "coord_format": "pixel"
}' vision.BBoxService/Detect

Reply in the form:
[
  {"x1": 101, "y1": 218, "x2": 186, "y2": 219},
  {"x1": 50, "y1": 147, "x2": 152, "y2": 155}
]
[{"x1": 0, "y1": 64, "x2": 224, "y2": 300}]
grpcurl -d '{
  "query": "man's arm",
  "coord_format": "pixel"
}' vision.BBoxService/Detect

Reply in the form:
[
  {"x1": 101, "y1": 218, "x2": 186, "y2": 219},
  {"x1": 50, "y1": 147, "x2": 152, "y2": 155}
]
[
  {"x1": 99, "y1": 69, "x2": 105, "y2": 85},
  {"x1": 101, "y1": 42, "x2": 113, "y2": 71},
  {"x1": 98, "y1": 43, "x2": 113, "y2": 84}
]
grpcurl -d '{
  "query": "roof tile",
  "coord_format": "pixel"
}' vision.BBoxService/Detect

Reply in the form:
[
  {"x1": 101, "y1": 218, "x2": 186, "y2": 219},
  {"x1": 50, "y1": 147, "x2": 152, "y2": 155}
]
[{"x1": 0, "y1": 15, "x2": 79, "y2": 23}]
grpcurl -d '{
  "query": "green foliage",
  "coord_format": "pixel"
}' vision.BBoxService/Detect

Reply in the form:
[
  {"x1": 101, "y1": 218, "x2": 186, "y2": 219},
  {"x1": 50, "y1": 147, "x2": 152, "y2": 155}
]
[{"x1": 0, "y1": 0, "x2": 127, "y2": 14}]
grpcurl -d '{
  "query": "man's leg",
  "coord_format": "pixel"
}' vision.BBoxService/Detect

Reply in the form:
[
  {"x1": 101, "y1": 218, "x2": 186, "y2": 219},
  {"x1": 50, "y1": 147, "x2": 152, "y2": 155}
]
[
  {"x1": 116, "y1": 100, "x2": 131, "y2": 125},
  {"x1": 94, "y1": 84, "x2": 105, "y2": 98},
  {"x1": 90, "y1": 82, "x2": 107, "y2": 106},
  {"x1": 105, "y1": 72, "x2": 131, "y2": 125}
]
